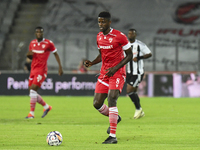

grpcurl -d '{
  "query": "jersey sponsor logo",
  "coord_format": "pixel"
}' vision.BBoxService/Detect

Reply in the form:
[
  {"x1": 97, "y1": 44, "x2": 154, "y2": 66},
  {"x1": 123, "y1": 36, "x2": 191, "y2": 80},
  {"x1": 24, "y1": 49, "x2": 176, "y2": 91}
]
[{"x1": 99, "y1": 45, "x2": 113, "y2": 49}]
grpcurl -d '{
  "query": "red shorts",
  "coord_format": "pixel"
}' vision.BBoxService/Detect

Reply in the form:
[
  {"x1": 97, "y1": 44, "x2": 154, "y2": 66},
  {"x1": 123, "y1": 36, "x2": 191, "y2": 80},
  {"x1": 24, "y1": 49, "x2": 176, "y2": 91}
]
[
  {"x1": 95, "y1": 74, "x2": 126, "y2": 93},
  {"x1": 29, "y1": 72, "x2": 47, "y2": 87}
]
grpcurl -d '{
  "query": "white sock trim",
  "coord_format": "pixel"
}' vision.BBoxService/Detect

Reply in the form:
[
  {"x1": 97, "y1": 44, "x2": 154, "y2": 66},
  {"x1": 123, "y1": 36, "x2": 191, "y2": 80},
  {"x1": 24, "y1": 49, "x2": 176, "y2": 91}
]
[
  {"x1": 109, "y1": 107, "x2": 118, "y2": 112},
  {"x1": 97, "y1": 104, "x2": 105, "y2": 111},
  {"x1": 30, "y1": 111, "x2": 34, "y2": 116},
  {"x1": 29, "y1": 89, "x2": 38, "y2": 98},
  {"x1": 43, "y1": 104, "x2": 49, "y2": 110},
  {"x1": 109, "y1": 133, "x2": 116, "y2": 137}
]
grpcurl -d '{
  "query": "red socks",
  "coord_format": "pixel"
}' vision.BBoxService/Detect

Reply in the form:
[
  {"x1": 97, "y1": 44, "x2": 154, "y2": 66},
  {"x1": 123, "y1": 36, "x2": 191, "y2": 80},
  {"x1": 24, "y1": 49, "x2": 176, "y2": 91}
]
[
  {"x1": 98, "y1": 105, "x2": 118, "y2": 136},
  {"x1": 29, "y1": 90, "x2": 48, "y2": 114},
  {"x1": 37, "y1": 94, "x2": 46, "y2": 106},
  {"x1": 98, "y1": 104, "x2": 109, "y2": 116},
  {"x1": 109, "y1": 107, "x2": 118, "y2": 137},
  {"x1": 29, "y1": 89, "x2": 37, "y2": 112}
]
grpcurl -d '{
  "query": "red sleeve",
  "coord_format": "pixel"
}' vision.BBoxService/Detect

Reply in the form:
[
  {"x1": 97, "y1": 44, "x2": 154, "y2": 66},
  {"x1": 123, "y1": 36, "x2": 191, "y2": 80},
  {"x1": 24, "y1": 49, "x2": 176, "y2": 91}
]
[
  {"x1": 119, "y1": 32, "x2": 129, "y2": 47},
  {"x1": 29, "y1": 42, "x2": 32, "y2": 51},
  {"x1": 97, "y1": 34, "x2": 100, "y2": 49},
  {"x1": 48, "y1": 40, "x2": 56, "y2": 52}
]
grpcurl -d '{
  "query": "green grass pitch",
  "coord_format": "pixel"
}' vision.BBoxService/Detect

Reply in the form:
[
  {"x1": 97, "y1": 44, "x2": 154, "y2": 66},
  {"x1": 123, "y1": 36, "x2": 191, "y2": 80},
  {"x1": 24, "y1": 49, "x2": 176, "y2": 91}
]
[{"x1": 0, "y1": 96, "x2": 200, "y2": 150}]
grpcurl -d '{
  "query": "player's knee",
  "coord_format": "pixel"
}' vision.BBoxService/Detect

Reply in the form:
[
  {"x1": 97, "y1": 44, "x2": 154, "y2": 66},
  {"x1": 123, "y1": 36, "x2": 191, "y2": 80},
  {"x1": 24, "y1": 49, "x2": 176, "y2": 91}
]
[
  {"x1": 127, "y1": 87, "x2": 137, "y2": 94},
  {"x1": 107, "y1": 94, "x2": 118, "y2": 107},
  {"x1": 109, "y1": 95, "x2": 118, "y2": 101},
  {"x1": 29, "y1": 89, "x2": 38, "y2": 98},
  {"x1": 108, "y1": 90, "x2": 119, "y2": 100},
  {"x1": 126, "y1": 88, "x2": 132, "y2": 94},
  {"x1": 93, "y1": 99, "x2": 102, "y2": 109}
]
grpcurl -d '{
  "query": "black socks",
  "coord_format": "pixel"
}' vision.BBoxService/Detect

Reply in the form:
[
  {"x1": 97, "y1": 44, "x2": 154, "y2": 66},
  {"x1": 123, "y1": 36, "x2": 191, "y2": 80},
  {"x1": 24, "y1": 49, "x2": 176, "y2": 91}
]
[{"x1": 128, "y1": 92, "x2": 141, "y2": 109}]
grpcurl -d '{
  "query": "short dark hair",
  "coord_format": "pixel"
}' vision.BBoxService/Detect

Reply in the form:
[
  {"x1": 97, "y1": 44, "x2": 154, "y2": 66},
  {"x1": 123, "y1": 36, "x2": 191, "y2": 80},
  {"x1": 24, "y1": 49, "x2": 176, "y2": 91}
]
[
  {"x1": 35, "y1": 26, "x2": 44, "y2": 31},
  {"x1": 98, "y1": 11, "x2": 111, "y2": 20},
  {"x1": 129, "y1": 29, "x2": 137, "y2": 33}
]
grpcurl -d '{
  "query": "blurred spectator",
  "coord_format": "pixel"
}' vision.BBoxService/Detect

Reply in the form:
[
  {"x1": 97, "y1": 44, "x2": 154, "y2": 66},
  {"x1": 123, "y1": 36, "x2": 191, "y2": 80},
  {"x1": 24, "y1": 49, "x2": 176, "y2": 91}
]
[
  {"x1": 78, "y1": 58, "x2": 88, "y2": 73},
  {"x1": 24, "y1": 57, "x2": 32, "y2": 73}
]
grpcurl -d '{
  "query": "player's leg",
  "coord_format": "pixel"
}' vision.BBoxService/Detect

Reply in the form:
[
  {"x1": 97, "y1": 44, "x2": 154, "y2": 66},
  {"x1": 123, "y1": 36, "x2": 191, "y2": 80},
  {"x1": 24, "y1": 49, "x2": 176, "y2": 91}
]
[
  {"x1": 108, "y1": 89, "x2": 120, "y2": 136},
  {"x1": 127, "y1": 84, "x2": 141, "y2": 109},
  {"x1": 33, "y1": 89, "x2": 52, "y2": 118},
  {"x1": 127, "y1": 85, "x2": 144, "y2": 119},
  {"x1": 25, "y1": 73, "x2": 51, "y2": 118},
  {"x1": 25, "y1": 89, "x2": 36, "y2": 118},
  {"x1": 94, "y1": 79, "x2": 109, "y2": 116},
  {"x1": 25, "y1": 74, "x2": 36, "y2": 118},
  {"x1": 33, "y1": 73, "x2": 52, "y2": 118},
  {"x1": 93, "y1": 93, "x2": 108, "y2": 116},
  {"x1": 103, "y1": 76, "x2": 125, "y2": 144},
  {"x1": 126, "y1": 74, "x2": 145, "y2": 119},
  {"x1": 102, "y1": 89, "x2": 119, "y2": 144}
]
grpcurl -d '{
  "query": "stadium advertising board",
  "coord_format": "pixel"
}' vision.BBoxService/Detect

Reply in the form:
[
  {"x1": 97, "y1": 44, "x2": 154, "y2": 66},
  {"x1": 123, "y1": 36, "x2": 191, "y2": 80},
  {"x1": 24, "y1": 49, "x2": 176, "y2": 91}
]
[
  {"x1": 0, "y1": 73, "x2": 98, "y2": 95},
  {"x1": 0, "y1": 73, "x2": 128, "y2": 96},
  {"x1": 2, "y1": 73, "x2": 198, "y2": 97},
  {"x1": 154, "y1": 75, "x2": 173, "y2": 96}
]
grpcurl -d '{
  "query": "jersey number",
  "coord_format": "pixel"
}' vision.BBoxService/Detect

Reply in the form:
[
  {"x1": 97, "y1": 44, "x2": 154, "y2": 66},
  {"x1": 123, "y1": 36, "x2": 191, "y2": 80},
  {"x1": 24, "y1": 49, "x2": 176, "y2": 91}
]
[{"x1": 116, "y1": 78, "x2": 120, "y2": 87}]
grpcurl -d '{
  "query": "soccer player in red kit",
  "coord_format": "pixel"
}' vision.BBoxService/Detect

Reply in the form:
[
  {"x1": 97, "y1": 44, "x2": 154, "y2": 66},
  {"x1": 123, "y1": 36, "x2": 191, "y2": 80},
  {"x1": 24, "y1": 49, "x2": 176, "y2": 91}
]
[
  {"x1": 25, "y1": 26, "x2": 63, "y2": 119},
  {"x1": 84, "y1": 11, "x2": 133, "y2": 144}
]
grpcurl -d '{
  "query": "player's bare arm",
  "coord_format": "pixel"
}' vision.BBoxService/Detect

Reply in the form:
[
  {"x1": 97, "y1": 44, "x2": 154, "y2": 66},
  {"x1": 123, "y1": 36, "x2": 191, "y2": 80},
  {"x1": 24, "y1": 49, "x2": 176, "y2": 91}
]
[
  {"x1": 84, "y1": 52, "x2": 102, "y2": 68},
  {"x1": 105, "y1": 47, "x2": 133, "y2": 77},
  {"x1": 27, "y1": 50, "x2": 34, "y2": 60},
  {"x1": 53, "y1": 52, "x2": 63, "y2": 76},
  {"x1": 133, "y1": 53, "x2": 152, "y2": 62}
]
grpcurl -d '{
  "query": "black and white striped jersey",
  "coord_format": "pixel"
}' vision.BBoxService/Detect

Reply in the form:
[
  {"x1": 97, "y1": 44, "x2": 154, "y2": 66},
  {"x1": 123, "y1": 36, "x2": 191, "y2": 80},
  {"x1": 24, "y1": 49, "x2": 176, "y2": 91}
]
[{"x1": 126, "y1": 39, "x2": 151, "y2": 75}]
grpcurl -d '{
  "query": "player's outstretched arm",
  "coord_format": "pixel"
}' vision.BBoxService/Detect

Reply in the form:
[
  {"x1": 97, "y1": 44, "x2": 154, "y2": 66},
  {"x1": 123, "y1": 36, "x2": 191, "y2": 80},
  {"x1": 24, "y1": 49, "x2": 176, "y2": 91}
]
[{"x1": 53, "y1": 52, "x2": 63, "y2": 76}]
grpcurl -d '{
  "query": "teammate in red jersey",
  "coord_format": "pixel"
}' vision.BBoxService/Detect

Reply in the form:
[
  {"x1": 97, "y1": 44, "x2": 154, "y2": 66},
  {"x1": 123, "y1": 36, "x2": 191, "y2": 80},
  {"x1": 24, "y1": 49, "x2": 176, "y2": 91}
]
[
  {"x1": 84, "y1": 11, "x2": 133, "y2": 144},
  {"x1": 25, "y1": 26, "x2": 63, "y2": 119}
]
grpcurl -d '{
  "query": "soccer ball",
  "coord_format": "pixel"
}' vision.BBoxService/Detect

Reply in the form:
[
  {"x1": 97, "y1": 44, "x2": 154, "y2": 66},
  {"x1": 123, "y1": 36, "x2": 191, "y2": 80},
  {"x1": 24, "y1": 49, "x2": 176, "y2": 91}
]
[{"x1": 46, "y1": 131, "x2": 63, "y2": 146}]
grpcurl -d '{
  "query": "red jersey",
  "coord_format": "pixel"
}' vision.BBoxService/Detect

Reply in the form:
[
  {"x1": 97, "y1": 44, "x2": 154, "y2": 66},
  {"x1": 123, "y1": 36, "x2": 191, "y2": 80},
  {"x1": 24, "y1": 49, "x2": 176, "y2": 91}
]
[
  {"x1": 29, "y1": 38, "x2": 57, "y2": 73},
  {"x1": 97, "y1": 28, "x2": 131, "y2": 75}
]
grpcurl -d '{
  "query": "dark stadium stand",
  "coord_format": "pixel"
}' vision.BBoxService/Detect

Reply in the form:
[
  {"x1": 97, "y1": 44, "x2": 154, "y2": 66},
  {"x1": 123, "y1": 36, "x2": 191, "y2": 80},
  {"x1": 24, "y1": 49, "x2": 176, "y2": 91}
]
[
  {"x1": 0, "y1": 0, "x2": 47, "y2": 70},
  {"x1": 0, "y1": 0, "x2": 199, "y2": 72},
  {"x1": 0, "y1": 0, "x2": 21, "y2": 65},
  {"x1": 39, "y1": 0, "x2": 200, "y2": 72}
]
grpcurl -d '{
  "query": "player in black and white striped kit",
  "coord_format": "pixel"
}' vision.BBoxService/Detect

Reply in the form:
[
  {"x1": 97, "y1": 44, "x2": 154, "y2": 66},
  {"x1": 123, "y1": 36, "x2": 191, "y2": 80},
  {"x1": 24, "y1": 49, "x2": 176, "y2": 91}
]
[{"x1": 126, "y1": 29, "x2": 152, "y2": 119}]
